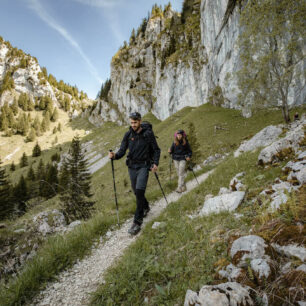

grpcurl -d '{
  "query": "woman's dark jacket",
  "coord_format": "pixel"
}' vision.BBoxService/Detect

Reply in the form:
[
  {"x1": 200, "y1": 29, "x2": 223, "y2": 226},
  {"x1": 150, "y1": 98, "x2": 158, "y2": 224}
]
[{"x1": 169, "y1": 139, "x2": 192, "y2": 161}]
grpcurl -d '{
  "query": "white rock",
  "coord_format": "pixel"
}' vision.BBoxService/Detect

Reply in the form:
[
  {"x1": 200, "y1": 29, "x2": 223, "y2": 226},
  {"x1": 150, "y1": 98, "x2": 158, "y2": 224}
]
[
  {"x1": 38, "y1": 221, "x2": 52, "y2": 236},
  {"x1": 218, "y1": 263, "x2": 242, "y2": 281},
  {"x1": 218, "y1": 187, "x2": 231, "y2": 195},
  {"x1": 296, "y1": 264, "x2": 306, "y2": 272},
  {"x1": 250, "y1": 258, "x2": 271, "y2": 279},
  {"x1": 200, "y1": 191, "x2": 245, "y2": 216},
  {"x1": 152, "y1": 222, "x2": 166, "y2": 229},
  {"x1": 68, "y1": 220, "x2": 82, "y2": 229},
  {"x1": 272, "y1": 243, "x2": 306, "y2": 262},
  {"x1": 258, "y1": 120, "x2": 305, "y2": 164},
  {"x1": 184, "y1": 289, "x2": 200, "y2": 306},
  {"x1": 297, "y1": 151, "x2": 306, "y2": 160},
  {"x1": 230, "y1": 235, "x2": 267, "y2": 260},
  {"x1": 270, "y1": 191, "x2": 288, "y2": 211},
  {"x1": 234, "y1": 125, "x2": 282, "y2": 157},
  {"x1": 197, "y1": 282, "x2": 254, "y2": 306},
  {"x1": 14, "y1": 228, "x2": 25, "y2": 233},
  {"x1": 296, "y1": 167, "x2": 306, "y2": 185}
]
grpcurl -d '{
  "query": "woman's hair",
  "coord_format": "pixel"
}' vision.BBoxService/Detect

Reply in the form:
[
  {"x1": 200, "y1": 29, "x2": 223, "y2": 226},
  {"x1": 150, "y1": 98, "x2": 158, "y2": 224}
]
[{"x1": 174, "y1": 133, "x2": 186, "y2": 146}]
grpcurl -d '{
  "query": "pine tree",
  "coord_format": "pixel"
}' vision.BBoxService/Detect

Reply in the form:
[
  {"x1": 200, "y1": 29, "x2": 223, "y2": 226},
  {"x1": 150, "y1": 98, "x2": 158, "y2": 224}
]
[
  {"x1": 13, "y1": 175, "x2": 27, "y2": 214},
  {"x1": 33, "y1": 115, "x2": 41, "y2": 136},
  {"x1": 187, "y1": 122, "x2": 201, "y2": 166},
  {"x1": 27, "y1": 96, "x2": 34, "y2": 111},
  {"x1": 57, "y1": 122, "x2": 62, "y2": 132},
  {"x1": 43, "y1": 164, "x2": 58, "y2": 198},
  {"x1": 10, "y1": 161, "x2": 16, "y2": 171},
  {"x1": 136, "y1": 72, "x2": 141, "y2": 82},
  {"x1": 53, "y1": 127, "x2": 57, "y2": 134},
  {"x1": 51, "y1": 107, "x2": 59, "y2": 122},
  {"x1": 32, "y1": 142, "x2": 42, "y2": 157},
  {"x1": 27, "y1": 127, "x2": 36, "y2": 142},
  {"x1": 11, "y1": 98, "x2": 19, "y2": 115},
  {"x1": 20, "y1": 152, "x2": 28, "y2": 168},
  {"x1": 60, "y1": 136, "x2": 94, "y2": 222},
  {"x1": 27, "y1": 165, "x2": 36, "y2": 181},
  {"x1": 0, "y1": 159, "x2": 12, "y2": 220}
]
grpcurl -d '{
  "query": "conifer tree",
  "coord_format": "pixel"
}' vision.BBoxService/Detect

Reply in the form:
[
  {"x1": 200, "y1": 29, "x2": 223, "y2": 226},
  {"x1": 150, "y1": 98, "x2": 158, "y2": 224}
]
[
  {"x1": 51, "y1": 107, "x2": 59, "y2": 122},
  {"x1": 33, "y1": 115, "x2": 41, "y2": 136},
  {"x1": 187, "y1": 122, "x2": 201, "y2": 166},
  {"x1": 42, "y1": 164, "x2": 58, "y2": 198},
  {"x1": 13, "y1": 175, "x2": 27, "y2": 214},
  {"x1": 60, "y1": 135, "x2": 94, "y2": 222},
  {"x1": 57, "y1": 122, "x2": 62, "y2": 132},
  {"x1": 27, "y1": 165, "x2": 36, "y2": 181},
  {"x1": 32, "y1": 142, "x2": 42, "y2": 157},
  {"x1": 27, "y1": 127, "x2": 36, "y2": 142},
  {"x1": 10, "y1": 161, "x2": 16, "y2": 171},
  {"x1": 0, "y1": 159, "x2": 12, "y2": 220},
  {"x1": 20, "y1": 152, "x2": 28, "y2": 168}
]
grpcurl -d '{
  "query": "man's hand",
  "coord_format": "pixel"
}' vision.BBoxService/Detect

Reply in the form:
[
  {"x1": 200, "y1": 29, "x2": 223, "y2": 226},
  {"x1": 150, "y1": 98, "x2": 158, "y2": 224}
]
[
  {"x1": 109, "y1": 151, "x2": 115, "y2": 159},
  {"x1": 186, "y1": 157, "x2": 191, "y2": 161},
  {"x1": 151, "y1": 164, "x2": 158, "y2": 173}
]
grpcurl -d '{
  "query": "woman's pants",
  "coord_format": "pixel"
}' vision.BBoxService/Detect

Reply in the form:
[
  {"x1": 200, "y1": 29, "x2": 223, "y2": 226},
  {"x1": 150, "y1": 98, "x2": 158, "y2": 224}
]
[{"x1": 173, "y1": 160, "x2": 186, "y2": 189}]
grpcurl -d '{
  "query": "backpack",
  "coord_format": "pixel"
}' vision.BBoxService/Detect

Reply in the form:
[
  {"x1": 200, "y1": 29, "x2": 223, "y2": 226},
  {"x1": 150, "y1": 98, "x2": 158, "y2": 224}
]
[{"x1": 126, "y1": 121, "x2": 156, "y2": 165}]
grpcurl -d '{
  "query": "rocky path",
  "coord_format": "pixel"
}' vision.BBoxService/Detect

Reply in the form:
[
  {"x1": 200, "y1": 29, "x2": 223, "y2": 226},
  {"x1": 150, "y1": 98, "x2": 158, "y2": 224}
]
[{"x1": 32, "y1": 170, "x2": 214, "y2": 306}]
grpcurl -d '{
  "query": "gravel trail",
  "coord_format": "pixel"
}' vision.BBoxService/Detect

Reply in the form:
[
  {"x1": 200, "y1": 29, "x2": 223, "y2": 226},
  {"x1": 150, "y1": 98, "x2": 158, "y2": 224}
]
[{"x1": 32, "y1": 170, "x2": 214, "y2": 306}]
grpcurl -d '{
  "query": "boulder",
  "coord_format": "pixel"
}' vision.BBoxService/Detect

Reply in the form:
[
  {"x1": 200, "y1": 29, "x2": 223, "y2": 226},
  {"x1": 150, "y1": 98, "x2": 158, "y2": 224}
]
[
  {"x1": 258, "y1": 120, "x2": 305, "y2": 164},
  {"x1": 234, "y1": 125, "x2": 282, "y2": 157},
  {"x1": 270, "y1": 191, "x2": 288, "y2": 211},
  {"x1": 250, "y1": 258, "x2": 271, "y2": 280},
  {"x1": 218, "y1": 187, "x2": 231, "y2": 195},
  {"x1": 68, "y1": 220, "x2": 82, "y2": 229},
  {"x1": 230, "y1": 235, "x2": 267, "y2": 261},
  {"x1": 271, "y1": 243, "x2": 306, "y2": 262},
  {"x1": 200, "y1": 192, "x2": 245, "y2": 216},
  {"x1": 184, "y1": 282, "x2": 254, "y2": 306},
  {"x1": 218, "y1": 263, "x2": 243, "y2": 281}
]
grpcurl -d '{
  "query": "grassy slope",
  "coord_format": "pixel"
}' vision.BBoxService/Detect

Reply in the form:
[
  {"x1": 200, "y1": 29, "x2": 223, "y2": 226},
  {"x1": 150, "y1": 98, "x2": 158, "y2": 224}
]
[
  {"x1": 0, "y1": 104, "x2": 303, "y2": 305},
  {"x1": 91, "y1": 151, "x2": 288, "y2": 305}
]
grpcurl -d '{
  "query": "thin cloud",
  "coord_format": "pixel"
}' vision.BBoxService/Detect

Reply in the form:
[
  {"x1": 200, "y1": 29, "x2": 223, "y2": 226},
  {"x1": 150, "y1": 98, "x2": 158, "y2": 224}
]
[
  {"x1": 28, "y1": 0, "x2": 103, "y2": 85},
  {"x1": 70, "y1": 0, "x2": 122, "y2": 8}
]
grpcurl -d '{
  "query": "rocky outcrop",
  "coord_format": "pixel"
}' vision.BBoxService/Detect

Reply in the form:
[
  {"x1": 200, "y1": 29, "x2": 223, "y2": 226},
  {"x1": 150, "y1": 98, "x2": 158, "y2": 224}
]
[
  {"x1": 0, "y1": 38, "x2": 92, "y2": 114},
  {"x1": 184, "y1": 282, "x2": 254, "y2": 306},
  {"x1": 89, "y1": 0, "x2": 305, "y2": 125}
]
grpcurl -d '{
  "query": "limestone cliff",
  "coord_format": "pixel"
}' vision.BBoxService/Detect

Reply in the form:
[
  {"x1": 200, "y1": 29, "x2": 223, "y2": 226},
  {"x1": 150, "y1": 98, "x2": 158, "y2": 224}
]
[
  {"x1": 0, "y1": 37, "x2": 93, "y2": 116},
  {"x1": 89, "y1": 0, "x2": 305, "y2": 124}
]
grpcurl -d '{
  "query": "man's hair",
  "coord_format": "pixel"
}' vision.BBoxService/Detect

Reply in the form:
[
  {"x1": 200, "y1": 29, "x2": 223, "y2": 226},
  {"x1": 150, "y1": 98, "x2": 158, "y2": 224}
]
[{"x1": 129, "y1": 112, "x2": 141, "y2": 120}]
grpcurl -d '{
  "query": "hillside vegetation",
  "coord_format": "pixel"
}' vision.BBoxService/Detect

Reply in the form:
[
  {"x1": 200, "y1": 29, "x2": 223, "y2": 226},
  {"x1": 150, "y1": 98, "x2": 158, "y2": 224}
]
[{"x1": 1, "y1": 103, "x2": 305, "y2": 305}]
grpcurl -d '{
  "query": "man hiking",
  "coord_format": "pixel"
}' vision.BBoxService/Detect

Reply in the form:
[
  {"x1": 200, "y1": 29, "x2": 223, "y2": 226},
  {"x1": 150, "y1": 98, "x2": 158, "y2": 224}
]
[
  {"x1": 168, "y1": 129, "x2": 192, "y2": 193},
  {"x1": 108, "y1": 112, "x2": 160, "y2": 235}
]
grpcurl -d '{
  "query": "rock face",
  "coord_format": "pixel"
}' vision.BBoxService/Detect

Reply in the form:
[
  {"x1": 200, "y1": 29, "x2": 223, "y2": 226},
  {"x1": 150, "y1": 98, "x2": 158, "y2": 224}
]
[
  {"x1": 234, "y1": 125, "x2": 283, "y2": 157},
  {"x1": 258, "y1": 116, "x2": 306, "y2": 165},
  {"x1": 88, "y1": 0, "x2": 305, "y2": 125},
  {"x1": 0, "y1": 38, "x2": 92, "y2": 113}
]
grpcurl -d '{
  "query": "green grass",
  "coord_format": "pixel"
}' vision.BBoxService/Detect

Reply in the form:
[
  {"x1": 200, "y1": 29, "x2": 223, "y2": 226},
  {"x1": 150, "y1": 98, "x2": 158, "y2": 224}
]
[
  {"x1": 90, "y1": 151, "x2": 288, "y2": 305},
  {"x1": 0, "y1": 104, "x2": 301, "y2": 305}
]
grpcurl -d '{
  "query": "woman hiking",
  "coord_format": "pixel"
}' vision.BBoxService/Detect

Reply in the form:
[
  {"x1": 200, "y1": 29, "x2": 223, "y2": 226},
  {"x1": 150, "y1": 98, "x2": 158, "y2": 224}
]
[{"x1": 168, "y1": 129, "x2": 192, "y2": 193}]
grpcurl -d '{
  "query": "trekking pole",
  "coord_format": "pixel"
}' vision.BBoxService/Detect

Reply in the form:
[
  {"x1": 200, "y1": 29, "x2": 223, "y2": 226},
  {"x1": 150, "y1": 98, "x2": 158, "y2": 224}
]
[
  {"x1": 109, "y1": 150, "x2": 120, "y2": 227},
  {"x1": 169, "y1": 153, "x2": 172, "y2": 182},
  {"x1": 186, "y1": 157, "x2": 200, "y2": 186},
  {"x1": 154, "y1": 172, "x2": 169, "y2": 205}
]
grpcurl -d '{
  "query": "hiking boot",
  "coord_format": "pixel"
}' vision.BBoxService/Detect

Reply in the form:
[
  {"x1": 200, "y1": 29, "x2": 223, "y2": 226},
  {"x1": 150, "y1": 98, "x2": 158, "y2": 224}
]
[
  {"x1": 176, "y1": 187, "x2": 182, "y2": 193},
  {"x1": 143, "y1": 206, "x2": 150, "y2": 218},
  {"x1": 128, "y1": 223, "x2": 141, "y2": 235}
]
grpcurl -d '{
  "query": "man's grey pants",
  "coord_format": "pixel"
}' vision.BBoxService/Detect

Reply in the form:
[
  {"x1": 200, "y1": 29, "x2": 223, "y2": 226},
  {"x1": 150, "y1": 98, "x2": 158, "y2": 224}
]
[{"x1": 128, "y1": 167, "x2": 149, "y2": 225}]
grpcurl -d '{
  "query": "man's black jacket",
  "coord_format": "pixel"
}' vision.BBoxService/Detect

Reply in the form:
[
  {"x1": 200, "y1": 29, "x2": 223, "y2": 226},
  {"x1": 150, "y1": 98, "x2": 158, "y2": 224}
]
[
  {"x1": 115, "y1": 126, "x2": 160, "y2": 167},
  {"x1": 169, "y1": 139, "x2": 192, "y2": 161}
]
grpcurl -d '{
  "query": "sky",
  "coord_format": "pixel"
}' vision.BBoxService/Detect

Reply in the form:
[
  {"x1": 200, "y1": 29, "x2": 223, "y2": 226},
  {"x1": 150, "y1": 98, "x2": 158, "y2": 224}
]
[{"x1": 0, "y1": 0, "x2": 183, "y2": 99}]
